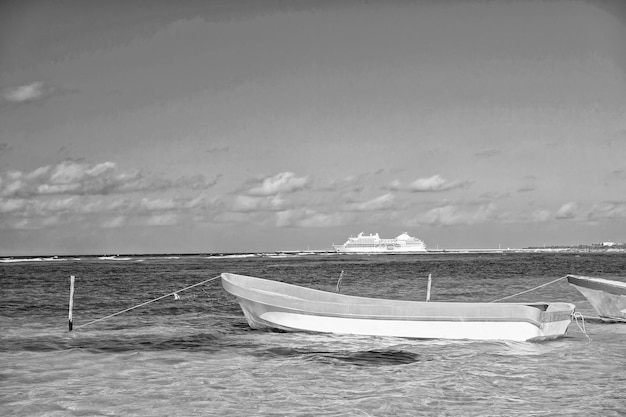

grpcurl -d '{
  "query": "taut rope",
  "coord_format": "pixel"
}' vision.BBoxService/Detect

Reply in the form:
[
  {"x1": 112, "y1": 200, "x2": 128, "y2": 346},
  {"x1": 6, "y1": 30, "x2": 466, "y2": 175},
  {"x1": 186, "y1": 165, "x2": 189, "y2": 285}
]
[
  {"x1": 489, "y1": 275, "x2": 568, "y2": 303},
  {"x1": 72, "y1": 275, "x2": 222, "y2": 331},
  {"x1": 489, "y1": 275, "x2": 594, "y2": 340}
]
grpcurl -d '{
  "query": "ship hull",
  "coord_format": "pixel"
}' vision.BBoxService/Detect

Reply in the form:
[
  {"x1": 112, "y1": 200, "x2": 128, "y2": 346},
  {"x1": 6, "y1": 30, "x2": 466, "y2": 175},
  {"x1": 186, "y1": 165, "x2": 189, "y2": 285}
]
[{"x1": 333, "y1": 246, "x2": 427, "y2": 253}]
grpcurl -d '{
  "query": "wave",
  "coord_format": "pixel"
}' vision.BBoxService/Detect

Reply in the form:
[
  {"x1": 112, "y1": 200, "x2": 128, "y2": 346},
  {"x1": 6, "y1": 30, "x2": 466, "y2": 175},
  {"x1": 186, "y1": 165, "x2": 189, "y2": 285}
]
[{"x1": 0, "y1": 257, "x2": 76, "y2": 263}]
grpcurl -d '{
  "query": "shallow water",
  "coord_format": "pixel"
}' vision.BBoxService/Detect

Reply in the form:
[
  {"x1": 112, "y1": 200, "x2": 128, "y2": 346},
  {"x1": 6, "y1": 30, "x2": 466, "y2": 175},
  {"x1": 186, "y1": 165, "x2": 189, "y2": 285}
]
[{"x1": 1, "y1": 253, "x2": 625, "y2": 416}]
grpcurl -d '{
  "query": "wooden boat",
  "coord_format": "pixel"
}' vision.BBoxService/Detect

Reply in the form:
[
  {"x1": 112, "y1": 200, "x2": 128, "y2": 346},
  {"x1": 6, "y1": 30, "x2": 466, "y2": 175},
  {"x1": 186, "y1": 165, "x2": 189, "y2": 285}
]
[
  {"x1": 221, "y1": 273, "x2": 575, "y2": 342},
  {"x1": 567, "y1": 274, "x2": 626, "y2": 321}
]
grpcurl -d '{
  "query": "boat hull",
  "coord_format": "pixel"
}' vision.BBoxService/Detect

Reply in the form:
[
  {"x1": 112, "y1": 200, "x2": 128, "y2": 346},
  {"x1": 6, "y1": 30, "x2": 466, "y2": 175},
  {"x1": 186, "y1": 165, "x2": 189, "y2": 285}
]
[
  {"x1": 567, "y1": 275, "x2": 626, "y2": 321},
  {"x1": 222, "y1": 273, "x2": 574, "y2": 341}
]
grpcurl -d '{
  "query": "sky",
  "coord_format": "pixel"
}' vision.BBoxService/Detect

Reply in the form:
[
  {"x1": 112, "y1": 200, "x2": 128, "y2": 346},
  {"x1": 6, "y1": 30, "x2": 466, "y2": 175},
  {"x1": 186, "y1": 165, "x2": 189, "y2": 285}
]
[{"x1": 1, "y1": 0, "x2": 625, "y2": 255}]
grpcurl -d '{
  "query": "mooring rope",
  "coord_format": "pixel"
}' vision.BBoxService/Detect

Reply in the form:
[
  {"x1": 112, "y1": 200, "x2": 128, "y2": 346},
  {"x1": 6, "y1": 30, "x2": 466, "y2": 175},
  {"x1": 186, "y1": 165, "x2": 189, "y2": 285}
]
[
  {"x1": 73, "y1": 275, "x2": 222, "y2": 330},
  {"x1": 572, "y1": 312, "x2": 592, "y2": 342},
  {"x1": 489, "y1": 275, "x2": 568, "y2": 303}
]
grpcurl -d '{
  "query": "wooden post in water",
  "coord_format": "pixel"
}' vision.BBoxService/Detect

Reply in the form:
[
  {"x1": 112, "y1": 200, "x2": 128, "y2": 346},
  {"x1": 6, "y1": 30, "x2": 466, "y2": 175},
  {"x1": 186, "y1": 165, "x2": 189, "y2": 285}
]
[
  {"x1": 336, "y1": 270, "x2": 344, "y2": 293},
  {"x1": 68, "y1": 275, "x2": 75, "y2": 331},
  {"x1": 426, "y1": 274, "x2": 432, "y2": 302}
]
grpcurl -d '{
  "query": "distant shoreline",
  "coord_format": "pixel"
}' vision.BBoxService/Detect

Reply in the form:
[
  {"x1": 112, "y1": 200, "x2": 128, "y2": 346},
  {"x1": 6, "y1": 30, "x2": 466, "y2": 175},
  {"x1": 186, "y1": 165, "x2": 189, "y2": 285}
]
[{"x1": 1, "y1": 246, "x2": 625, "y2": 259}]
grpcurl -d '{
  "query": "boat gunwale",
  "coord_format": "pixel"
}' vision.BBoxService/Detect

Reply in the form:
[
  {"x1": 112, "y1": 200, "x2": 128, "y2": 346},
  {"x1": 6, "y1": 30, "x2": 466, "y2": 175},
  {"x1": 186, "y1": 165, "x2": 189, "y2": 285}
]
[{"x1": 567, "y1": 274, "x2": 626, "y2": 296}]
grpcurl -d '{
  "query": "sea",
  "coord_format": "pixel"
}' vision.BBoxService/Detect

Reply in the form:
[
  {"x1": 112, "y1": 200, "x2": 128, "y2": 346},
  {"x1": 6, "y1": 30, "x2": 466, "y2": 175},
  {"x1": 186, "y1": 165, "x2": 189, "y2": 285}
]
[{"x1": 1, "y1": 252, "x2": 625, "y2": 417}]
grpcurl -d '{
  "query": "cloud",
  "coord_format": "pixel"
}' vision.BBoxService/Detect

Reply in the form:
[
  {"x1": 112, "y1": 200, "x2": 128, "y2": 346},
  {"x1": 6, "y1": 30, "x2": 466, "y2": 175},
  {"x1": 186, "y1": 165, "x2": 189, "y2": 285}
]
[
  {"x1": 0, "y1": 160, "x2": 217, "y2": 198},
  {"x1": 346, "y1": 193, "x2": 395, "y2": 211},
  {"x1": 35, "y1": 196, "x2": 79, "y2": 213},
  {"x1": 517, "y1": 184, "x2": 536, "y2": 192},
  {"x1": 77, "y1": 197, "x2": 131, "y2": 214},
  {"x1": 276, "y1": 209, "x2": 348, "y2": 228},
  {"x1": 419, "y1": 203, "x2": 497, "y2": 226},
  {"x1": 517, "y1": 176, "x2": 537, "y2": 192},
  {"x1": 317, "y1": 175, "x2": 365, "y2": 193},
  {"x1": 137, "y1": 196, "x2": 213, "y2": 216},
  {"x1": 587, "y1": 202, "x2": 626, "y2": 220},
  {"x1": 0, "y1": 194, "x2": 134, "y2": 230},
  {"x1": 478, "y1": 191, "x2": 510, "y2": 201},
  {"x1": 0, "y1": 159, "x2": 218, "y2": 230},
  {"x1": 206, "y1": 146, "x2": 229, "y2": 154},
  {"x1": 531, "y1": 209, "x2": 552, "y2": 222},
  {"x1": 232, "y1": 195, "x2": 286, "y2": 212},
  {"x1": 146, "y1": 214, "x2": 181, "y2": 226},
  {"x1": 0, "y1": 198, "x2": 27, "y2": 213},
  {"x1": 388, "y1": 175, "x2": 472, "y2": 192},
  {"x1": 317, "y1": 171, "x2": 388, "y2": 194},
  {"x1": 246, "y1": 172, "x2": 310, "y2": 196},
  {"x1": 101, "y1": 216, "x2": 126, "y2": 229},
  {"x1": 474, "y1": 149, "x2": 502, "y2": 158},
  {"x1": 3, "y1": 82, "x2": 46, "y2": 103},
  {"x1": 11, "y1": 219, "x2": 37, "y2": 230},
  {"x1": 605, "y1": 169, "x2": 626, "y2": 185},
  {"x1": 555, "y1": 202, "x2": 579, "y2": 219},
  {"x1": 140, "y1": 198, "x2": 179, "y2": 211},
  {"x1": 177, "y1": 174, "x2": 220, "y2": 190}
]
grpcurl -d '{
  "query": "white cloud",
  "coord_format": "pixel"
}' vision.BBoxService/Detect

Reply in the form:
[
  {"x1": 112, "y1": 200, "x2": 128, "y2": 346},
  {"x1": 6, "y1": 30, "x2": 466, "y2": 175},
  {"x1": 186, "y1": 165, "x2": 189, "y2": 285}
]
[
  {"x1": 247, "y1": 172, "x2": 310, "y2": 196},
  {"x1": 34, "y1": 196, "x2": 79, "y2": 213},
  {"x1": 78, "y1": 197, "x2": 130, "y2": 214},
  {"x1": 37, "y1": 183, "x2": 81, "y2": 194},
  {"x1": 102, "y1": 216, "x2": 126, "y2": 229},
  {"x1": 3, "y1": 82, "x2": 45, "y2": 102},
  {"x1": 531, "y1": 209, "x2": 551, "y2": 222},
  {"x1": 347, "y1": 193, "x2": 395, "y2": 211},
  {"x1": 388, "y1": 175, "x2": 471, "y2": 192},
  {"x1": 232, "y1": 195, "x2": 286, "y2": 212},
  {"x1": 0, "y1": 198, "x2": 27, "y2": 213},
  {"x1": 419, "y1": 203, "x2": 497, "y2": 226},
  {"x1": 137, "y1": 196, "x2": 212, "y2": 215},
  {"x1": 474, "y1": 149, "x2": 502, "y2": 158},
  {"x1": 0, "y1": 160, "x2": 218, "y2": 230},
  {"x1": 276, "y1": 208, "x2": 347, "y2": 228},
  {"x1": 2, "y1": 179, "x2": 24, "y2": 197},
  {"x1": 26, "y1": 166, "x2": 51, "y2": 180},
  {"x1": 555, "y1": 202, "x2": 579, "y2": 219},
  {"x1": 316, "y1": 173, "x2": 382, "y2": 193},
  {"x1": 0, "y1": 160, "x2": 217, "y2": 198},
  {"x1": 587, "y1": 202, "x2": 626, "y2": 220},
  {"x1": 517, "y1": 184, "x2": 536, "y2": 192},
  {"x1": 12, "y1": 219, "x2": 33, "y2": 230},
  {"x1": 41, "y1": 216, "x2": 61, "y2": 227},
  {"x1": 146, "y1": 214, "x2": 180, "y2": 226},
  {"x1": 518, "y1": 176, "x2": 537, "y2": 192},
  {"x1": 141, "y1": 198, "x2": 178, "y2": 211}
]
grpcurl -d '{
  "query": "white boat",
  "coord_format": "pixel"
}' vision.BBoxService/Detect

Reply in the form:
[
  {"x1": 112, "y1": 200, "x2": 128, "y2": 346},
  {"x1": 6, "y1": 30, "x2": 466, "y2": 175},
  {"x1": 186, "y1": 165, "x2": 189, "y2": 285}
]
[
  {"x1": 333, "y1": 232, "x2": 427, "y2": 253},
  {"x1": 567, "y1": 274, "x2": 626, "y2": 321},
  {"x1": 221, "y1": 273, "x2": 575, "y2": 341}
]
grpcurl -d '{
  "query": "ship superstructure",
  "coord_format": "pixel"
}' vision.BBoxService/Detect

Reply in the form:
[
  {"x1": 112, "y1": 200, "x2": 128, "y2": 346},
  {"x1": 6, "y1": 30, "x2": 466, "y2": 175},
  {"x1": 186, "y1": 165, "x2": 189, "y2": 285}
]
[{"x1": 333, "y1": 232, "x2": 427, "y2": 253}]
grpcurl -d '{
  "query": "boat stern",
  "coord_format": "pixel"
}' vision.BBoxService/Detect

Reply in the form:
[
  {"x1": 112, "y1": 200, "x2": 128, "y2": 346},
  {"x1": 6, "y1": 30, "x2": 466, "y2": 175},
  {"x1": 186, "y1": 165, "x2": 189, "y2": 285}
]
[{"x1": 530, "y1": 302, "x2": 575, "y2": 341}]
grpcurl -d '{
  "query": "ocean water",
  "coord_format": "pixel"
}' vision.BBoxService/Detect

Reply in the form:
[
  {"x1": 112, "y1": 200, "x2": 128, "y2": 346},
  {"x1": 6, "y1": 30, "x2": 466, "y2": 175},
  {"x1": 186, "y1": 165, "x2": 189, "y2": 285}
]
[{"x1": 1, "y1": 253, "x2": 625, "y2": 416}]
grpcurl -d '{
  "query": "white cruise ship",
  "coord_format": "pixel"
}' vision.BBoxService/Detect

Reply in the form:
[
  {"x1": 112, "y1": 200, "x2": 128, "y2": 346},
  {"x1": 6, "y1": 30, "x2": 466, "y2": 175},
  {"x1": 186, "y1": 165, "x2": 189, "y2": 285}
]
[{"x1": 333, "y1": 232, "x2": 427, "y2": 253}]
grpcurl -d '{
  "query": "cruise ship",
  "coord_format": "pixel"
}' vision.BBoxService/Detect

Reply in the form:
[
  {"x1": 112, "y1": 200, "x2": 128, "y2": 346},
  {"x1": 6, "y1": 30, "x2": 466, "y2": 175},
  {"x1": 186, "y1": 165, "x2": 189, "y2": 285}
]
[{"x1": 333, "y1": 232, "x2": 427, "y2": 253}]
